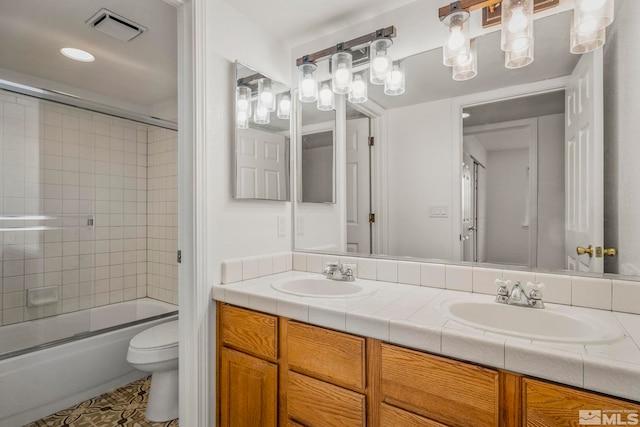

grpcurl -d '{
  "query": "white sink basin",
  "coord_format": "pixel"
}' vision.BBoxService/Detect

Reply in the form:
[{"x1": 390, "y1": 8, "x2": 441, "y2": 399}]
[
  {"x1": 272, "y1": 276, "x2": 376, "y2": 298},
  {"x1": 441, "y1": 298, "x2": 624, "y2": 344}
]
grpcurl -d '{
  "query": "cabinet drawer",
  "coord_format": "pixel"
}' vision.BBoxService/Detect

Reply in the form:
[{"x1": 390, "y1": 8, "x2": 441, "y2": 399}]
[
  {"x1": 287, "y1": 321, "x2": 365, "y2": 391},
  {"x1": 523, "y1": 378, "x2": 640, "y2": 427},
  {"x1": 380, "y1": 343, "x2": 499, "y2": 427},
  {"x1": 220, "y1": 304, "x2": 277, "y2": 360},
  {"x1": 380, "y1": 403, "x2": 449, "y2": 427},
  {"x1": 287, "y1": 371, "x2": 366, "y2": 427}
]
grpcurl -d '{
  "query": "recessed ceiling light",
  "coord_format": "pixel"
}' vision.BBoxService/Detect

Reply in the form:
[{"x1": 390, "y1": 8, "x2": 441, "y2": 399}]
[
  {"x1": 60, "y1": 47, "x2": 95, "y2": 63},
  {"x1": 462, "y1": 112, "x2": 471, "y2": 119}
]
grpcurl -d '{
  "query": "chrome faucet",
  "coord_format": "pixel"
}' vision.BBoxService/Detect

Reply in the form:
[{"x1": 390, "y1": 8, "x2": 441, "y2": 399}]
[
  {"x1": 495, "y1": 279, "x2": 545, "y2": 309},
  {"x1": 323, "y1": 262, "x2": 355, "y2": 282}
]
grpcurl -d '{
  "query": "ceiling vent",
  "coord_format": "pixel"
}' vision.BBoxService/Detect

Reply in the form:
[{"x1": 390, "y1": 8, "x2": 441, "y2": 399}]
[{"x1": 86, "y1": 9, "x2": 147, "y2": 42}]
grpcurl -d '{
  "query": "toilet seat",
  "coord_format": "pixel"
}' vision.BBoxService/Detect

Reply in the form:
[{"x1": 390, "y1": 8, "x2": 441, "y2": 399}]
[{"x1": 127, "y1": 320, "x2": 179, "y2": 364}]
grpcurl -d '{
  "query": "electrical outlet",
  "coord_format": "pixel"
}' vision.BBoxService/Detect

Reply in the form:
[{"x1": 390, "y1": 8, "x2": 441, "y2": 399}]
[
  {"x1": 277, "y1": 216, "x2": 286, "y2": 236},
  {"x1": 297, "y1": 216, "x2": 304, "y2": 235}
]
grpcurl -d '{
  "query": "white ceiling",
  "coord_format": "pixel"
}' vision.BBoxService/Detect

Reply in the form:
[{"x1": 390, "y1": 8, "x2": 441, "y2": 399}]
[
  {"x1": 220, "y1": 0, "x2": 417, "y2": 47},
  {"x1": 0, "y1": 0, "x2": 177, "y2": 110}
]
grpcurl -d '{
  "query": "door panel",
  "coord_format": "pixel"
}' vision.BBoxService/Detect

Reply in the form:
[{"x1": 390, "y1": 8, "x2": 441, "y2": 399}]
[
  {"x1": 346, "y1": 117, "x2": 371, "y2": 254},
  {"x1": 236, "y1": 127, "x2": 287, "y2": 200},
  {"x1": 565, "y1": 50, "x2": 604, "y2": 273}
]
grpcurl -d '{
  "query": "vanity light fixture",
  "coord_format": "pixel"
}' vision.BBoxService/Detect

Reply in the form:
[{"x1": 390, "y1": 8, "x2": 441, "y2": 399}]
[
  {"x1": 236, "y1": 86, "x2": 252, "y2": 129},
  {"x1": 442, "y1": 9, "x2": 471, "y2": 67},
  {"x1": 452, "y1": 39, "x2": 478, "y2": 80},
  {"x1": 295, "y1": 26, "x2": 401, "y2": 111},
  {"x1": 384, "y1": 59, "x2": 406, "y2": 95},
  {"x1": 253, "y1": 100, "x2": 270, "y2": 125},
  {"x1": 438, "y1": 0, "x2": 614, "y2": 79},
  {"x1": 60, "y1": 47, "x2": 95, "y2": 62},
  {"x1": 258, "y1": 78, "x2": 276, "y2": 112},
  {"x1": 348, "y1": 71, "x2": 368, "y2": 103},
  {"x1": 317, "y1": 81, "x2": 336, "y2": 111},
  {"x1": 277, "y1": 93, "x2": 291, "y2": 119},
  {"x1": 298, "y1": 62, "x2": 319, "y2": 102},
  {"x1": 501, "y1": 0, "x2": 534, "y2": 53}
]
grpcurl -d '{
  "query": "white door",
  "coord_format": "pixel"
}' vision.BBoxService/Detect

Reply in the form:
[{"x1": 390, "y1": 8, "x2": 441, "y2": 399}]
[
  {"x1": 236, "y1": 127, "x2": 288, "y2": 200},
  {"x1": 346, "y1": 117, "x2": 370, "y2": 253},
  {"x1": 565, "y1": 50, "x2": 604, "y2": 273}
]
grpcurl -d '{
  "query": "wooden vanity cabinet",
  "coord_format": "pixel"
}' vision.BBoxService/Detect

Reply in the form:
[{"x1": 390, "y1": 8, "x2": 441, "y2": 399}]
[{"x1": 217, "y1": 303, "x2": 639, "y2": 427}]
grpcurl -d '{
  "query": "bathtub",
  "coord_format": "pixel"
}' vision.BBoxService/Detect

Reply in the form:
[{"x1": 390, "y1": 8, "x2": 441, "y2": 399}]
[{"x1": 0, "y1": 298, "x2": 177, "y2": 427}]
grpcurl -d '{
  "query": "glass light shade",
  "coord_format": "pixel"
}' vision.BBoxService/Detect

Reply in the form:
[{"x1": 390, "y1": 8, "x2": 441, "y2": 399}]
[
  {"x1": 317, "y1": 81, "x2": 335, "y2": 111},
  {"x1": 501, "y1": 0, "x2": 534, "y2": 52},
  {"x1": 258, "y1": 78, "x2": 276, "y2": 112},
  {"x1": 236, "y1": 86, "x2": 252, "y2": 117},
  {"x1": 331, "y1": 52, "x2": 353, "y2": 94},
  {"x1": 452, "y1": 40, "x2": 477, "y2": 81},
  {"x1": 253, "y1": 101, "x2": 270, "y2": 125},
  {"x1": 574, "y1": 0, "x2": 614, "y2": 35},
  {"x1": 236, "y1": 110, "x2": 249, "y2": 129},
  {"x1": 348, "y1": 72, "x2": 368, "y2": 104},
  {"x1": 370, "y1": 39, "x2": 393, "y2": 85},
  {"x1": 505, "y1": 42, "x2": 534, "y2": 69},
  {"x1": 384, "y1": 59, "x2": 405, "y2": 96},
  {"x1": 570, "y1": 15, "x2": 606, "y2": 54},
  {"x1": 298, "y1": 63, "x2": 318, "y2": 102},
  {"x1": 442, "y1": 11, "x2": 470, "y2": 67},
  {"x1": 277, "y1": 93, "x2": 291, "y2": 119}
]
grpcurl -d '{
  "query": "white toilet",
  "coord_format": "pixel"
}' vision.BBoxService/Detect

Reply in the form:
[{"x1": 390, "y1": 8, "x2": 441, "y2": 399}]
[{"x1": 127, "y1": 320, "x2": 179, "y2": 422}]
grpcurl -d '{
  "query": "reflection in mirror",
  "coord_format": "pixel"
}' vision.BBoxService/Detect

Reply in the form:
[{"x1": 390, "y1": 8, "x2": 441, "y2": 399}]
[
  {"x1": 298, "y1": 101, "x2": 335, "y2": 203},
  {"x1": 234, "y1": 61, "x2": 291, "y2": 201},
  {"x1": 294, "y1": 0, "x2": 640, "y2": 279}
]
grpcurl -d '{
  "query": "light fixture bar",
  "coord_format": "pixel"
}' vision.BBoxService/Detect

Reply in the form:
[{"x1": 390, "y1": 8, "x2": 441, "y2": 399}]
[
  {"x1": 438, "y1": 0, "x2": 559, "y2": 27},
  {"x1": 296, "y1": 26, "x2": 396, "y2": 67}
]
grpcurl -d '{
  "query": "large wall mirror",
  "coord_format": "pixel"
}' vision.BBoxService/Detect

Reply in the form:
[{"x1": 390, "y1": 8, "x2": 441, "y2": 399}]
[
  {"x1": 234, "y1": 61, "x2": 291, "y2": 201},
  {"x1": 293, "y1": 0, "x2": 640, "y2": 279}
]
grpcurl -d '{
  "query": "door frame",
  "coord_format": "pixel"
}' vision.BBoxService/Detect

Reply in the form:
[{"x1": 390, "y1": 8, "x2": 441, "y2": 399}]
[
  {"x1": 347, "y1": 99, "x2": 389, "y2": 255},
  {"x1": 451, "y1": 76, "x2": 569, "y2": 262}
]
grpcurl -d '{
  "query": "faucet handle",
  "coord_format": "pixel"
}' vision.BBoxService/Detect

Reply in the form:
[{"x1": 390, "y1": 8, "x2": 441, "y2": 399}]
[
  {"x1": 323, "y1": 261, "x2": 339, "y2": 275},
  {"x1": 526, "y1": 281, "x2": 545, "y2": 297},
  {"x1": 495, "y1": 279, "x2": 511, "y2": 296}
]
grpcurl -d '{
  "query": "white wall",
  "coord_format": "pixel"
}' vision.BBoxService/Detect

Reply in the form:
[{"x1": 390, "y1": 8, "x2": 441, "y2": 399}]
[
  {"x1": 604, "y1": 0, "x2": 640, "y2": 276},
  {"x1": 205, "y1": 0, "x2": 292, "y2": 264},
  {"x1": 537, "y1": 114, "x2": 565, "y2": 270},
  {"x1": 386, "y1": 98, "x2": 455, "y2": 260}
]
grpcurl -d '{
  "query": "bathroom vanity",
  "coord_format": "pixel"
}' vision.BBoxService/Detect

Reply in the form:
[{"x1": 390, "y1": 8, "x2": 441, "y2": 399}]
[{"x1": 215, "y1": 295, "x2": 640, "y2": 426}]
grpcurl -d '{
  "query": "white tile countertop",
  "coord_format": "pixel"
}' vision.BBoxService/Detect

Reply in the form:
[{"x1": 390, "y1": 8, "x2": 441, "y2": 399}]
[{"x1": 212, "y1": 271, "x2": 640, "y2": 402}]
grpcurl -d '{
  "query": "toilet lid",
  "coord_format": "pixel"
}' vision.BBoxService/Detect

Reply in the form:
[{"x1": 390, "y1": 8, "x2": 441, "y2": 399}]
[{"x1": 130, "y1": 320, "x2": 179, "y2": 351}]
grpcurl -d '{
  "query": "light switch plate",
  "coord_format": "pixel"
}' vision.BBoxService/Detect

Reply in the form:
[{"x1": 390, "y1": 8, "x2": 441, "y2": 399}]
[{"x1": 429, "y1": 204, "x2": 449, "y2": 218}]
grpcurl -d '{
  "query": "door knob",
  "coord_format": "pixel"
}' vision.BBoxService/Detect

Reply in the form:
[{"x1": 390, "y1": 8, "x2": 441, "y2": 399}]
[
  {"x1": 576, "y1": 245, "x2": 594, "y2": 257},
  {"x1": 603, "y1": 247, "x2": 617, "y2": 257}
]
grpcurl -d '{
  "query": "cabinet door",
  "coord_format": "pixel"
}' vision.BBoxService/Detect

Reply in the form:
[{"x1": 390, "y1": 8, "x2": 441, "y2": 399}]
[
  {"x1": 220, "y1": 347, "x2": 277, "y2": 427},
  {"x1": 523, "y1": 378, "x2": 640, "y2": 426}
]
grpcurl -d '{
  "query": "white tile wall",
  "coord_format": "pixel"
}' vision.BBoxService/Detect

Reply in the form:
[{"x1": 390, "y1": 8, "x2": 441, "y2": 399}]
[
  {"x1": 0, "y1": 90, "x2": 178, "y2": 325},
  {"x1": 221, "y1": 252, "x2": 293, "y2": 284}
]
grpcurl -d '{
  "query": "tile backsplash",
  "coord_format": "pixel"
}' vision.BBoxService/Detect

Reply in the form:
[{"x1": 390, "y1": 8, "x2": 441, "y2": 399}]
[{"x1": 220, "y1": 251, "x2": 640, "y2": 316}]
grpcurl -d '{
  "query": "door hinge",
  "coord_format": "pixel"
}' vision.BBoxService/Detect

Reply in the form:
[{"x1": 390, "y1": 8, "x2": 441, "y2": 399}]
[
  {"x1": 177, "y1": 250, "x2": 182, "y2": 264},
  {"x1": 369, "y1": 213, "x2": 376, "y2": 223},
  {"x1": 368, "y1": 136, "x2": 375, "y2": 147}
]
